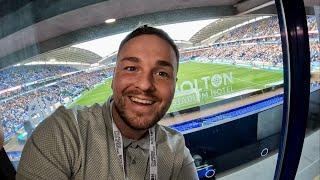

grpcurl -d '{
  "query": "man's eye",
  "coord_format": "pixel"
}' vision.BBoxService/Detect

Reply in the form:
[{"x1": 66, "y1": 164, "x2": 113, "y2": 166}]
[
  {"x1": 124, "y1": 66, "x2": 136, "y2": 71},
  {"x1": 157, "y1": 71, "x2": 169, "y2": 77}
]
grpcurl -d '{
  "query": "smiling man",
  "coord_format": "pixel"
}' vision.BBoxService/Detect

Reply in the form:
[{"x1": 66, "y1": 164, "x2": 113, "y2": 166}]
[{"x1": 17, "y1": 25, "x2": 198, "y2": 180}]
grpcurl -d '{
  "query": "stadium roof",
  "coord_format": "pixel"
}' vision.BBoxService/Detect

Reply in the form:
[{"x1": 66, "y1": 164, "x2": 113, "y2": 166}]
[
  {"x1": 189, "y1": 16, "x2": 257, "y2": 45},
  {"x1": 0, "y1": 0, "x2": 318, "y2": 69},
  {"x1": 21, "y1": 47, "x2": 102, "y2": 65},
  {"x1": 73, "y1": 19, "x2": 217, "y2": 57}
]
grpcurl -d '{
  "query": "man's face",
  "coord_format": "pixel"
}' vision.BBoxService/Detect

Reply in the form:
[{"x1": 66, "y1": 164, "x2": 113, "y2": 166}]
[{"x1": 112, "y1": 34, "x2": 177, "y2": 130}]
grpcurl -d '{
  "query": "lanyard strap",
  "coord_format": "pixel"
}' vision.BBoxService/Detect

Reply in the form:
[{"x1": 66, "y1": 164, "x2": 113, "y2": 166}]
[
  {"x1": 148, "y1": 126, "x2": 157, "y2": 180},
  {"x1": 112, "y1": 120, "x2": 126, "y2": 180},
  {"x1": 110, "y1": 104, "x2": 157, "y2": 180}
]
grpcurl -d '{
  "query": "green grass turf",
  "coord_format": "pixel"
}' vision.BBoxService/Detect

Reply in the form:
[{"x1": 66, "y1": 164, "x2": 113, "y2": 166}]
[{"x1": 69, "y1": 62, "x2": 283, "y2": 112}]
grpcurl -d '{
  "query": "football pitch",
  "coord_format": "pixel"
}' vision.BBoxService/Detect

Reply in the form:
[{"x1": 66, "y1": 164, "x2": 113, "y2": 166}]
[{"x1": 70, "y1": 61, "x2": 283, "y2": 112}]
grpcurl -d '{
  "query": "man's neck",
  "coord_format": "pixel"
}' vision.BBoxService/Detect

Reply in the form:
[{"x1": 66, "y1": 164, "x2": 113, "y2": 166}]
[{"x1": 111, "y1": 103, "x2": 148, "y2": 140}]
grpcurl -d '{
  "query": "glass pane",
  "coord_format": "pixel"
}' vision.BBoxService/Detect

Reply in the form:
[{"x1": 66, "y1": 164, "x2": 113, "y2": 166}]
[
  {"x1": 0, "y1": 2, "x2": 286, "y2": 179},
  {"x1": 295, "y1": 7, "x2": 320, "y2": 180},
  {"x1": 172, "y1": 16, "x2": 284, "y2": 180}
]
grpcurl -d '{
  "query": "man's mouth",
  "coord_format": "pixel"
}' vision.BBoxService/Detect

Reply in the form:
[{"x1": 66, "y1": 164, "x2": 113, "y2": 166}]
[{"x1": 129, "y1": 96, "x2": 155, "y2": 105}]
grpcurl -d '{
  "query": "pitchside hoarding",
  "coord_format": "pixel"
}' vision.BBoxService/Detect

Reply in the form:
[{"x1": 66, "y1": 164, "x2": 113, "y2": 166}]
[{"x1": 170, "y1": 72, "x2": 233, "y2": 111}]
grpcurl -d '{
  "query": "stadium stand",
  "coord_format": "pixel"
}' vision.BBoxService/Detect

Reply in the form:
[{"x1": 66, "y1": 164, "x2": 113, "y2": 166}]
[
  {"x1": 182, "y1": 16, "x2": 319, "y2": 67},
  {"x1": 181, "y1": 44, "x2": 283, "y2": 67},
  {"x1": 0, "y1": 67, "x2": 113, "y2": 141},
  {"x1": 0, "y1": 65, "x2": 77, "y2": 90},
  {"x1": 214, "y1": 16, "x2": 280, "y2": 43}
]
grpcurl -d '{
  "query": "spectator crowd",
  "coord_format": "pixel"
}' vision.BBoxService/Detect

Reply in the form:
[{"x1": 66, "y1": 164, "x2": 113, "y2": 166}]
[
  {"x1": 0, "y1": 67, "x2": 113, "y2": 140},
  {"x1": 0, "y1": 65, "x2": 77, "y2": 91}
]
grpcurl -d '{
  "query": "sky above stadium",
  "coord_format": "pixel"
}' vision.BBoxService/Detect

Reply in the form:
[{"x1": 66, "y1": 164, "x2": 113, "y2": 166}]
[{"x1": 72, "y1": 19, "x2": 217, "y2": 57}]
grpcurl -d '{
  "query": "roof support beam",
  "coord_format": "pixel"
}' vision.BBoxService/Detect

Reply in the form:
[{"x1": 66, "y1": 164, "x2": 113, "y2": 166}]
[{"x1": 235, "y1": 0, "x2": 274, "y2": 15}]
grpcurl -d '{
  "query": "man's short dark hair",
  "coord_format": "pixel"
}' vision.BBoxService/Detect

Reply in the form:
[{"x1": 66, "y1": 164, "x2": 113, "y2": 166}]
[{"x1": 118, "y1": 25, "x2": 180, "y2": 69}]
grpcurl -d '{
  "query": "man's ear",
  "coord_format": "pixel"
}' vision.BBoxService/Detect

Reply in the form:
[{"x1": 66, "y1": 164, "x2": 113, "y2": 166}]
[
  {"x1": 0, "y1": 125, "x2": 4, "y2": 149},
  {"x1": 111, "y1": 67, "x2": 116, "y2": 89},
  {"x1": 111, "y1": 80, "x2": 114, "y2": 89}
]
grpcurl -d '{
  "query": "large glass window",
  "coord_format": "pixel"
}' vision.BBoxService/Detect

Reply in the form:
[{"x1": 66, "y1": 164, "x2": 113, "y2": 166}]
[{"x1": 0, "y1": 1, "x2": 317, "y2": 179}]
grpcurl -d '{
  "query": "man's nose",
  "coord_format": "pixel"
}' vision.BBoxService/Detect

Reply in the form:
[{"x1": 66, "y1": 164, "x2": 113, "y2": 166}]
[{"x1": 136, "y1": 72, "x2": 155, "y2": 92}]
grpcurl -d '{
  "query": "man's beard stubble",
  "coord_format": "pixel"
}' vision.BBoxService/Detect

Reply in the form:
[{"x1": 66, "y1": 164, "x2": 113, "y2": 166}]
[{"x1": 113, "y1": 95, "x2": 168, "y2": 131}]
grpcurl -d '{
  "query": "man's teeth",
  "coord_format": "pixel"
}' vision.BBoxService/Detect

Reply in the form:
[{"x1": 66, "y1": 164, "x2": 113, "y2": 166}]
[{"x1": 130, "y1": 97, "x2": 153, "y2": 105}]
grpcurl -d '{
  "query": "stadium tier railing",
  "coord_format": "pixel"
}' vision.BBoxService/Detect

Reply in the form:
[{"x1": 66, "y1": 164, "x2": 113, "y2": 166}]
[{"x1": 170, "y1": 94, "x2": 283, "y2": 133}]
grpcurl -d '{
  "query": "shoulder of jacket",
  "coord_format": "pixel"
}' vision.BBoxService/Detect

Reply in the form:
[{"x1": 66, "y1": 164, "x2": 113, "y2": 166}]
[{"x1": 157, "y1": 124, "x2": 185, "y2": 148}]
